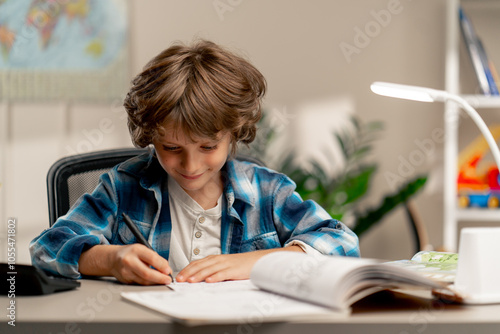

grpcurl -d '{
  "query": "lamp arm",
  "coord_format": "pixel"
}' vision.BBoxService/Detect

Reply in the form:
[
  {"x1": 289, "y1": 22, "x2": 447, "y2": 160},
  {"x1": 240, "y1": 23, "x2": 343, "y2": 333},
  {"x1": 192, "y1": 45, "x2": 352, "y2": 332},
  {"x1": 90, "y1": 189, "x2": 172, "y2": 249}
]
[{"x1": 445, "y1": 93, "x2": 500, "y2": 171}]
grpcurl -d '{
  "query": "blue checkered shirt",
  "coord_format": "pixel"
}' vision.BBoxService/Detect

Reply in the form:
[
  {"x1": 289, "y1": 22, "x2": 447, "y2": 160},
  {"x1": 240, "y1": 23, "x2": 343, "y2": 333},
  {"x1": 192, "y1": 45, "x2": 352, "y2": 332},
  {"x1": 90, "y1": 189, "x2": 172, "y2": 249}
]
[{"x1": 30, "y1": 151, "x2": 359, "y2": 278}]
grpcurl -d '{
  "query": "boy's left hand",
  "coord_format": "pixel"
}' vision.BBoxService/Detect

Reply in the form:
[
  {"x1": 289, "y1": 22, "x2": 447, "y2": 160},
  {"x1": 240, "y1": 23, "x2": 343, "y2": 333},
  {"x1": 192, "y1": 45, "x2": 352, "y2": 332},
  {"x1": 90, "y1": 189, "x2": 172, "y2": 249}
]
[{"x1": 175, "y1": 245, "x2": 303, "y2": 283}]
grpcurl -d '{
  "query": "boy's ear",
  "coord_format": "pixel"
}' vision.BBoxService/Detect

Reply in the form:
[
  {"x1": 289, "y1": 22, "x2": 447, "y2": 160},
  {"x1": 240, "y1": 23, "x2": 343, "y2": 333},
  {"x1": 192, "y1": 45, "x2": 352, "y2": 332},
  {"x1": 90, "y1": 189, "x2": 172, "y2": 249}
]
[{"x1": 230, "y1": 139, "x2": 239, "y2": 157}]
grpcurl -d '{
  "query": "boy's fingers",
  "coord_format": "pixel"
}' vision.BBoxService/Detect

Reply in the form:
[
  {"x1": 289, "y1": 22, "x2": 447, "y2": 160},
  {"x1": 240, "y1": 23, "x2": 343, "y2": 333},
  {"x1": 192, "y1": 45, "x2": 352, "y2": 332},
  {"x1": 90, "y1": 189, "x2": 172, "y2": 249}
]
[
  {"x1": 132, "y1": 245, "x2": 173, "y2": 284},
  {"x1": 135, "y1": 245, "x2": 172, "y2": 274},
  {"x1": 177, "y1": 256, "x2": 227, "y2": 282},
  {"x1": 135, "y1": 266, "x2": 171, "y2": 285},
  {"x1": 128, "y1": 258, "x2": 171, "y2": 285}
]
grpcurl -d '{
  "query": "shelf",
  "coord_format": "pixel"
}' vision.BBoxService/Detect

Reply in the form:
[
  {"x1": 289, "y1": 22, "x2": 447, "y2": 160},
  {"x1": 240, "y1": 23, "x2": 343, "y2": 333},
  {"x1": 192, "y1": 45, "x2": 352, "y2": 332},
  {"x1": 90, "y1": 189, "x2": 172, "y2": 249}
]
[
  {"x1": 461, "y1": 0, "x2": 500, "y2": 8},
  {"x1": 463, "y1": 95, "x2": 500, "y2": 108},
  {"x1": 444, "y1": 0, "x2": 500, "y2": 251},
  {"x1": 456, "y1": 208, "x2": 500, "y2": 221}
]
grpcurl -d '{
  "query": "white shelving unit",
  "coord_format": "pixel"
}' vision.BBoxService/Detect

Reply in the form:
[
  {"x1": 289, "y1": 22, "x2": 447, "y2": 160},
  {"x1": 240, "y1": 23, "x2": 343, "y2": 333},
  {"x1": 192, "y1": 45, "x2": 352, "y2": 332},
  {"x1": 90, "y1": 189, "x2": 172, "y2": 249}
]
[{"x1": 444, "y1": 0, "x2": 500, "y2": 251}]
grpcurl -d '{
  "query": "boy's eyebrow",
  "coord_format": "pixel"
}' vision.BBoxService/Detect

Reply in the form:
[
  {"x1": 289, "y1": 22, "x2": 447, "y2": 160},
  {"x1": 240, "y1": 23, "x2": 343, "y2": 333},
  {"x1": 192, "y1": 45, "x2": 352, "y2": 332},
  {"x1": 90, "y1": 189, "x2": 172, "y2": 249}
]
[{"x1": 160, "y1": 136, "x2": 223, "y2": 146}]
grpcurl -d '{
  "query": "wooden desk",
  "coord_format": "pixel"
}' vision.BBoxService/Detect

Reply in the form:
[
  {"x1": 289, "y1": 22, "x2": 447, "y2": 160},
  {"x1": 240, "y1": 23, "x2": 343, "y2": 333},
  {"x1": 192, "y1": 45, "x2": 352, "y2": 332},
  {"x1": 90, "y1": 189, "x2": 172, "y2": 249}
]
[{"x1": 2, "y1": 278, "x2": 500, "y2": 334}]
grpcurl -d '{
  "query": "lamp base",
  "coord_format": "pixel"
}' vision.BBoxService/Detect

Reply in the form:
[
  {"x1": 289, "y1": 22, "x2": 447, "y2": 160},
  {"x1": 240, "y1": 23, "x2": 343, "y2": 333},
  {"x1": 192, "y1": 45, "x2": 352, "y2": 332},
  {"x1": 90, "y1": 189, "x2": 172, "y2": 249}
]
[{"x1": 446, "y1": 286, "x2": 500, "y2": 304}]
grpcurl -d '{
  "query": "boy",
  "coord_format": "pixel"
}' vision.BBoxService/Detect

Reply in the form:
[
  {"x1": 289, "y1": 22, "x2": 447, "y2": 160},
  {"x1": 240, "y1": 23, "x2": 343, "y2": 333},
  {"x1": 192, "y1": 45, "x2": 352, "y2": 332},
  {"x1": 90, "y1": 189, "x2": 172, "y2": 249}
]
[{"x1": 30, "y1": 40, "x2": 359, "y2": 285}]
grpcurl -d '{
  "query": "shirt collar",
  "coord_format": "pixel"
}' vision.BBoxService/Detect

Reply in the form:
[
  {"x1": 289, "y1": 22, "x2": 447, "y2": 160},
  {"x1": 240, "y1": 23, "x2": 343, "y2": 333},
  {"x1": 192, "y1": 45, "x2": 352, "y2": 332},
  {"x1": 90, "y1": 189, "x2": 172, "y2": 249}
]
[
  {"x1": 224, "y1": 159, "x2": 257, "y2": 208},
  {"x1": 117, "y1": 148, "x2": 165, "y2": 190},
  {"x1": 118, "y1": 151, "x2": 257, "y2": 207}
]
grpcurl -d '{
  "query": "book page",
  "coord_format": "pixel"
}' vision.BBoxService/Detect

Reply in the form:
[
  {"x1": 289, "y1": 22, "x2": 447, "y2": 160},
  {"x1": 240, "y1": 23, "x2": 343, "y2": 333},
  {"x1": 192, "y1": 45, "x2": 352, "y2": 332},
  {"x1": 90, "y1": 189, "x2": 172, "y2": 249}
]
[
  {"x1": 166, "y1": 279, "x2": 256, "y2": 292},
  {"x1": 121, "y1": 279, "x2": 344, "y2": 326},
  {"x1": 250, "y1": 252, "x2": 381, "y2": 310},
  {"x1": 385, "y1": 251, "x2": 458, "y2": 283}
]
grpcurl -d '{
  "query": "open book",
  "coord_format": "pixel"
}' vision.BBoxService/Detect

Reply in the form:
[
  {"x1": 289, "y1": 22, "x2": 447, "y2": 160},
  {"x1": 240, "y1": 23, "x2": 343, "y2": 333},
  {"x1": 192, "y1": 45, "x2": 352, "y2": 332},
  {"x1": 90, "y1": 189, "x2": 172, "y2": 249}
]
[
  {"x1": 250, "y1": 251, "x2": 453, "y2": 310},
  {"x1": 121, "y1": 252, "x2": 456, "y2": 325}
]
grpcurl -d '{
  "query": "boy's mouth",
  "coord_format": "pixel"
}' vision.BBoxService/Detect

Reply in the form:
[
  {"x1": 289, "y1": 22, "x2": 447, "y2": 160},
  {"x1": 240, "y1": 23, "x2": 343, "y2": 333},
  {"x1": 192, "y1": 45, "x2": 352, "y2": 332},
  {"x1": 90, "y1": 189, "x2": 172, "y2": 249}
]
[{"x1": 180, "y1": 173, "x2": 203, "y2": 180}]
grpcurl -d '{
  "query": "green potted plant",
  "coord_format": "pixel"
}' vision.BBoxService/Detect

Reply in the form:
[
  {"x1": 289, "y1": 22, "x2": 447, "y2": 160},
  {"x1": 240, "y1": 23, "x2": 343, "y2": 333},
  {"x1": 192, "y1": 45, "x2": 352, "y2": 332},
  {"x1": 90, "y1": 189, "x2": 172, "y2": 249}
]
[{"x1": 240, "y1": 112, "x2": 427, "y2": 250}]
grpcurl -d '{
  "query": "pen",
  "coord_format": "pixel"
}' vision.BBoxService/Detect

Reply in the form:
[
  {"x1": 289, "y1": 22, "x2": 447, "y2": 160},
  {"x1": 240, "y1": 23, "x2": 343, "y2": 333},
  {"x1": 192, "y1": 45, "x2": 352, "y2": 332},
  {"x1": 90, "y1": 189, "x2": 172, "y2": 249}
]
[{"x1": 121, "y1": 212, "x2": 174, "y2": 283}]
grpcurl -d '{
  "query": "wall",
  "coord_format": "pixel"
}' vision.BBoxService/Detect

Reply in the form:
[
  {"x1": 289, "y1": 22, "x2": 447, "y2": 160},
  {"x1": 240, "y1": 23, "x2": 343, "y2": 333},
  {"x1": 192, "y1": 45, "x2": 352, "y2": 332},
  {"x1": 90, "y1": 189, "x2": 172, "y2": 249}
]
[{"x1": 1, "y1": 0, "x2": 450, "y2": 264}]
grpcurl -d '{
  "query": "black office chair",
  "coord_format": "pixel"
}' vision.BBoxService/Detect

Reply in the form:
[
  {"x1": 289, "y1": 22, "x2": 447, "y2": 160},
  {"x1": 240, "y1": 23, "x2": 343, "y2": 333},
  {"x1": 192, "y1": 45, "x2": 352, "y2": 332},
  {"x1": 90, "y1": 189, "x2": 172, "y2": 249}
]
[
  {"x1": 46, "y1": 148, "x2": 265, "y2": 226},
  {"x1": 46, "y1": 148, "x2": 148, "y2": 226}
]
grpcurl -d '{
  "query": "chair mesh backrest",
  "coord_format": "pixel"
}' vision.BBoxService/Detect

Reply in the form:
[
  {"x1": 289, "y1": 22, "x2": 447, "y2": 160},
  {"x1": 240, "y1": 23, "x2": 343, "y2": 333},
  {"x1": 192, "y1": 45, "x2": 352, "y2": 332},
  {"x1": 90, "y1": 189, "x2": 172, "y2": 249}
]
[
  {"x1": 47, "y1": 148, "x2": 147, "y2": 226},
  {"x1": 67, "y1": 168, "x2": 110, "y2": 208}
]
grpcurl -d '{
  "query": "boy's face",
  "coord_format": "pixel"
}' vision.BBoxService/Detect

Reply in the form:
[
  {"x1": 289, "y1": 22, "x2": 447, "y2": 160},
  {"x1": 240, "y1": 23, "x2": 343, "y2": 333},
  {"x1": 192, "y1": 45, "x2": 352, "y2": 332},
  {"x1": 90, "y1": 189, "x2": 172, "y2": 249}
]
[{"x1": 153, "y1": 125, "x2": 231, "y2": 205}]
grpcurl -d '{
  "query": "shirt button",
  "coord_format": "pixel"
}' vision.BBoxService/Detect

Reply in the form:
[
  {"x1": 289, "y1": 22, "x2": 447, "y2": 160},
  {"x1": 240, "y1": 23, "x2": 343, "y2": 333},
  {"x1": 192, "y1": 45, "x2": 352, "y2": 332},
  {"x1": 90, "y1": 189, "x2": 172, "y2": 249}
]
[
  {"x1": 195, "y1": 231, "x2": 202, "y2": 238},
  {"x1": 198, "y1": 217, "x2": 205, "y2": 224},
  {"x1": 193, "y1": 248, "x2": 200, "y2": 255}
]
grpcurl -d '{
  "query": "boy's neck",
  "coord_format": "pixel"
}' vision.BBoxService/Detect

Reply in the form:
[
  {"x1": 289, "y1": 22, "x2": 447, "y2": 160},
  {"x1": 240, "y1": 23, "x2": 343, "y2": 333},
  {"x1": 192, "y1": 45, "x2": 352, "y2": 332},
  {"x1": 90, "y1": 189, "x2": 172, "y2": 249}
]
[{"x1": 169, "y1": 174, "x2": 223, "y2": 210}]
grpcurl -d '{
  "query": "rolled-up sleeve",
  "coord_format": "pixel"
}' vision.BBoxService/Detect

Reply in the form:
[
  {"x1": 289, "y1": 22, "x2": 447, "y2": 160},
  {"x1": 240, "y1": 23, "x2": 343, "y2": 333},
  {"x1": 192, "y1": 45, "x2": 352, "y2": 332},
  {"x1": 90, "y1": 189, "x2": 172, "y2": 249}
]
[
  {"x1": 30, "y1": 172, "x2": 118, "y2": 278},
  {"x1": 273, "y1": 174, "x2": 360, "y2": 257}
]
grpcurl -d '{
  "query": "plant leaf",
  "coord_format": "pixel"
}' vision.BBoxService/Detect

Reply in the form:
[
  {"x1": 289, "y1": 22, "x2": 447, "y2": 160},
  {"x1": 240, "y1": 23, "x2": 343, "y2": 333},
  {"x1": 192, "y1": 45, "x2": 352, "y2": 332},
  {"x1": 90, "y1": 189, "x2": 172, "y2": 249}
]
[{"x1": 351, "y1": 175, "x2": 428, "y2": 238}]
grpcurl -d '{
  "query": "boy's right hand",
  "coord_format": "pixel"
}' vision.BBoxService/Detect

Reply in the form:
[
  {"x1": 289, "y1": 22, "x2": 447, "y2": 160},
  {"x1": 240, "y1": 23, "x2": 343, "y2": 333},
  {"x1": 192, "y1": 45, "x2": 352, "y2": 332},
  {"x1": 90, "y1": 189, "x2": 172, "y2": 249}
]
[
  {"x1": 79, "y1": 244, "x2": 173, "y2": 285},
  {"x1": 111, "y1": 244, "x2": 173, "y2": 285}
]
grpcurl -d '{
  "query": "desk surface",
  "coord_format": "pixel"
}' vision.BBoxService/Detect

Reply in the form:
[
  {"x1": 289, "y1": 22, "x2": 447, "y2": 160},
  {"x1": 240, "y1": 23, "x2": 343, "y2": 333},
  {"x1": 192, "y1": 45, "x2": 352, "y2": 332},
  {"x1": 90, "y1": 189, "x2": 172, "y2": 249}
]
[{"x1": 2, "y1": 278, "x2": 500, "y2": 334}]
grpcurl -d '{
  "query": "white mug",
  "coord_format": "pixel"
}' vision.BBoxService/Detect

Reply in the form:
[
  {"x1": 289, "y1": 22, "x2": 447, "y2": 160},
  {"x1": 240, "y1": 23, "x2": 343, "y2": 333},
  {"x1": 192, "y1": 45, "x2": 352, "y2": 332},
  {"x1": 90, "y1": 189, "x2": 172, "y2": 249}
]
[{"x1": 454, "y1": 227, "x2": 500, "y2": 304}]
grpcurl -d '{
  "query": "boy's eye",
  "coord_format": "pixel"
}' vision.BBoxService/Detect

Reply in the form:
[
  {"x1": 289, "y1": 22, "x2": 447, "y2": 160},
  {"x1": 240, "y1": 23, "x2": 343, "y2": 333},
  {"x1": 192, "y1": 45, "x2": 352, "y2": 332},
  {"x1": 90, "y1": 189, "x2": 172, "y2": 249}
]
[
  {"x1": 201, "y1": 145, "x2": 217, "y2": 151},
  {"x1": 163, "y1": 146, "x2": 180, "y2": 152}
]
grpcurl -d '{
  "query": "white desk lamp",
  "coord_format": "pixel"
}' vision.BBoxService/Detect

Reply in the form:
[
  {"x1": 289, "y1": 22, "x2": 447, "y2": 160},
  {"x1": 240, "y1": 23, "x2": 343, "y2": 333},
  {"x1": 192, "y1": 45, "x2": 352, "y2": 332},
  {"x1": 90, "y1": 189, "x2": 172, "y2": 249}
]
[
  {"x1": 371, "y1": 81, "x2": 500, "y2": 304},
  {"x1": 371, "y1": 81, "x2": 500, "y2": 169}
]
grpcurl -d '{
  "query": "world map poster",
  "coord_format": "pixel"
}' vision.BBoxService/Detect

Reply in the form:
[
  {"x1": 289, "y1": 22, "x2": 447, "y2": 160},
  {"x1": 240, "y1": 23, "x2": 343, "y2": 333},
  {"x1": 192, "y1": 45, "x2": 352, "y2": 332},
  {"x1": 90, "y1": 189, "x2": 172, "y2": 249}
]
[{"x1": 0, "y1": 0, "x2": 128, "y2": 101}]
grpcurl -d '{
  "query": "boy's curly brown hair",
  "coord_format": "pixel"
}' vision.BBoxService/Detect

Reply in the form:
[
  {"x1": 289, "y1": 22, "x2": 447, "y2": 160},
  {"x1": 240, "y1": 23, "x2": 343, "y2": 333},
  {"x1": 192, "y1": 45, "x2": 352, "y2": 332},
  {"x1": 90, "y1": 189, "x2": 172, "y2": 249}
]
[{"x1": 123, "y1": 40, "x2": 266, "y2": 155}]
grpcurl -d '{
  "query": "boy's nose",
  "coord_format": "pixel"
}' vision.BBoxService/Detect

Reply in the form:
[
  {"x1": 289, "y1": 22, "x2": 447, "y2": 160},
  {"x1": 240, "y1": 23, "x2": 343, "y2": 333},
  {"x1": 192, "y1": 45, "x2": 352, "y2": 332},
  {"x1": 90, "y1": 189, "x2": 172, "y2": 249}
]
[{"x1": 181, "y1": 152, "x2": 201, "y2": 173}]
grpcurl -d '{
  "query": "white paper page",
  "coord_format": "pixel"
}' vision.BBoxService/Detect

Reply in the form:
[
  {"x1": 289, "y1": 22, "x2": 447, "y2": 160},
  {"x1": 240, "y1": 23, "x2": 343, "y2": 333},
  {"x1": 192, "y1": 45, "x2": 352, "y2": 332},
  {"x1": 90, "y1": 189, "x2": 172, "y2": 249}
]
[
  {"x1": 121, "y1": 279, "x2": 343, "y2": 326},
  {"x1": 167, "y1": 279, "x2": 256, "y2": 292}
]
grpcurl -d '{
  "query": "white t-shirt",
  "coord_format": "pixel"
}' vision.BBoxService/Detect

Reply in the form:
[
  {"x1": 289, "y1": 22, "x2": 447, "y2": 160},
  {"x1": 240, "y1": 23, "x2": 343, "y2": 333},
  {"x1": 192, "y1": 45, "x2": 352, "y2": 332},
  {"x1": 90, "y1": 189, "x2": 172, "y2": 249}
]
[{"x1": 167, "y1": 176, "x2": 223, "y2": 274}]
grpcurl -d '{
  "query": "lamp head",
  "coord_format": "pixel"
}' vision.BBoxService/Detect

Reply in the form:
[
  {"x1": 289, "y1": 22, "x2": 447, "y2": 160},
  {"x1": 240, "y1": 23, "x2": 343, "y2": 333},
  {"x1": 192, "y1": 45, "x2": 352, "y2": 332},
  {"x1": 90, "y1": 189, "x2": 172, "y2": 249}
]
[{"x1": 370, "y1": 81, "x2": 448, "y2": 103}]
